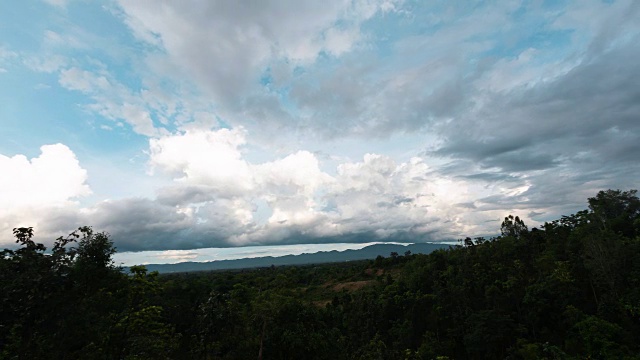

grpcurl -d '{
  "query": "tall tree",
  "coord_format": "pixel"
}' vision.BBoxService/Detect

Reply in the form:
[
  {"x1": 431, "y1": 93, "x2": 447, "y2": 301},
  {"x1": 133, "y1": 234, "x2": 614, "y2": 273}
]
[{"x1": 501, "y1": 215, "x2": 528, "y2": 239}]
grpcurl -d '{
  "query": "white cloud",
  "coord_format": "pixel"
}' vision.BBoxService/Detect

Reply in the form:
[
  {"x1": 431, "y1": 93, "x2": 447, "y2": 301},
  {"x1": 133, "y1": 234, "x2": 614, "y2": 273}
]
[
  {"x1": 0, "y1": 47, "x2": 17, "y2": 60},
  {"x1": 58, "y1": 67, "x2": 162, "y2": 137},
  {"x1": 329, "y1": 155, "x2": 472, "y2": 236},
  {"x1": 155, "y1": 250, "x2": 199, "y2": 261},
  {"x1": 43, "y1": 30, "x2": 84, "y2": 48},
  {"x1": 0, "y1": 144, "x2": 91, "y2": 246},
  {"x1": 0, "y1": 135, "x2": 548, "y2": 251},
  {"x1": 149, "y1": 128, "x2": 253, "y2": 195},
  {"x1": 116, "y1": 0, "x2": 397, "y2": 107},
  {"x1": 0, "y1": 144, "x2": 91, "y2": 209},
  {"x1": 59, "y1": 67, "x2": 107, "y2": 92},
  {"x1": 144, "y1": 128, "x2": 508, "y2": 247},
  {"x1": 0, "y1": 46, "x2": 18, "y2": 73},
  {"x1": 255, "y1": 151, "x2": 333, "y2": 195}
]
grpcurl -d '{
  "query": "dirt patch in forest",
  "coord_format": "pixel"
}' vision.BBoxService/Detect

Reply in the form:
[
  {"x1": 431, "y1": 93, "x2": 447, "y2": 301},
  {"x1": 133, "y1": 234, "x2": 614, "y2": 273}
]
[
  {"x1": 364, "y1": 268, "x2": 385, "y2": 276},
  {"x1": 312, "y1": 300, "x2": 332, "y2": 308}
]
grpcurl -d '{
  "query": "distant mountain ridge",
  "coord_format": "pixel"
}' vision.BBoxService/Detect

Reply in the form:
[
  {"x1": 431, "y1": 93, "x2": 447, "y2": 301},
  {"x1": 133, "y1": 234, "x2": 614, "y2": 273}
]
[{"x1": 142, "y1": 243, "x2": 452, "y2": 273}]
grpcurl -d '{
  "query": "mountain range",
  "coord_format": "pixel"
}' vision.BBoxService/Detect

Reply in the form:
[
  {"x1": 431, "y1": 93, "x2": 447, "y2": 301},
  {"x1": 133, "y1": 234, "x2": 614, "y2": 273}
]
[{"x1": 142, "y1": 242, "x2": 453, "y2": 273}]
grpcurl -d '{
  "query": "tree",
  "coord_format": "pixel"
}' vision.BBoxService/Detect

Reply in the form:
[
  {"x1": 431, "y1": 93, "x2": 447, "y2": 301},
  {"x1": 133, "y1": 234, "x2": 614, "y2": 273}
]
[
  {"x1": 75, "y1": 226, "x2": 116, "y2": 270},
  {"x1": 501, "y1": 215, "x2": 528, "y2": 239},
  {"x1": 588, "y1": 189, "x2": 640, "y2": 236},
  {"x1": 112, "y1": 265, "x2": 179, "y2": 360}
]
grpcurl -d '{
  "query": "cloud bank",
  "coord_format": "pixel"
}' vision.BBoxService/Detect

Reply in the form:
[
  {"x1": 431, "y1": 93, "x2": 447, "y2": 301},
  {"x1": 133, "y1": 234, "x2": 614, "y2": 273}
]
[{"x1": 0, "y1": 0, "x2": 638, "y2": 253}]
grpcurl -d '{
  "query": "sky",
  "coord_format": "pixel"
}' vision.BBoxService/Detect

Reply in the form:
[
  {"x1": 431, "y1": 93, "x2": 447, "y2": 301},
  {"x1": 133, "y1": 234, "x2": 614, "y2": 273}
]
[{"x1": 1, "y1": 0, "x2": 639, "y2": 265}]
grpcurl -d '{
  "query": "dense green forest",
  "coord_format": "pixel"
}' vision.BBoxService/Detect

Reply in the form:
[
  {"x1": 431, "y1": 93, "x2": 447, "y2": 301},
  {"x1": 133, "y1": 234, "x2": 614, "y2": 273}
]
[{"x1": 1, "y1": 189, "x2": 640, "y2": 359}]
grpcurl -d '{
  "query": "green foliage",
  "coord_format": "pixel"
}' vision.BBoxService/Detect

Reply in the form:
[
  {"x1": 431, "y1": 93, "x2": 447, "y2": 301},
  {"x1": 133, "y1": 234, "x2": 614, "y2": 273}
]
[
  {"x1": 501, "y1": 214, "x2": 528, "y2": 238},
  {"x1": 0, "y1": 227, "x2": 176, "y2": 360},
  {"x1": 588, "y1": 189, "x2": 640, "y2": 236}
]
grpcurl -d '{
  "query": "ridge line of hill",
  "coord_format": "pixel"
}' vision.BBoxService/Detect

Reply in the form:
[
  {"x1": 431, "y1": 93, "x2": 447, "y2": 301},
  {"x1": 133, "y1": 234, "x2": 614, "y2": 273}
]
[{"x1": 141, "y1": 242, "x2": 452, "y2": 273}]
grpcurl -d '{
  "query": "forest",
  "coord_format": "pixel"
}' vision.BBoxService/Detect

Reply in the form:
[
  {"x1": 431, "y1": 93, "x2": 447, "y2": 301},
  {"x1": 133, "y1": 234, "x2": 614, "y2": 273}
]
[{"x1": 1, "y1": 189, "x2": 639, "y2": 359}]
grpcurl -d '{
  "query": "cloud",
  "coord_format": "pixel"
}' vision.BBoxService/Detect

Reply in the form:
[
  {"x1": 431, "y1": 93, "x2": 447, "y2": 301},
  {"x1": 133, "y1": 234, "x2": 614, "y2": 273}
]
[
  {"x1": 104, "y1": 1, "x2": 578, "y2": 141},
  {"x1": 433, "y1": 33, "x2": 640, "y2": 183},
  {"x1": 61, "y1": 0, "x2": 638, "y2": 146},
  {"x1": 112, "y1": 0, "x2": 401, "y2": 141},
  {"x1": 0, "y1": 46, "x2": 18, "y2": 73},
  {"x1": 44, "y1": 128, "x2": 503, "y2": 251},
  {"x1": 0, "y1": 144, "x2": 91, "y2": 245},
  {"x1": 58, "y1": 67, "x2": 164, "y2": 137},
  {"x1": 3, "y1": 1, "x2": 639, "y2": 255},
  {"x1": 149, "y1": 128, "x2": 333, "y2": 204},
  {"x1": 328, "y1": 155, "x2": 483, "y2": 237},
  {"x1": 116, "y1": 0, "x2": 396, "y2": 104},
  {"x1": 147, "y1": 128, "x2": 335, "y2": 246},
  {"x1": 142, "y1": 129, "x2": 511, "y2": 248},
  {"x1": 155, "y1": 250, "x2": 199, "y2": 261},
  {"x1": 42, "y1": 0, "x2": 70, "y2": 8},
  {"x1": 0, "y1": 144, "x2": 90, "y2": 209},
  {"x1": 149, "y1": 128, "x2": 253, "y2": 196},
  {"x1": 0, "y1": 134, "x2": 576, "y2": 252}
]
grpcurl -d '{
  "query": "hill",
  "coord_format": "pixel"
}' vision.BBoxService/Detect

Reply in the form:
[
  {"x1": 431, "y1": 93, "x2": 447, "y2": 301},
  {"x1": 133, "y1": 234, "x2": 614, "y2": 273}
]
[{"x1": 143, "y1": 242, "x2": 451, "y2": 273}]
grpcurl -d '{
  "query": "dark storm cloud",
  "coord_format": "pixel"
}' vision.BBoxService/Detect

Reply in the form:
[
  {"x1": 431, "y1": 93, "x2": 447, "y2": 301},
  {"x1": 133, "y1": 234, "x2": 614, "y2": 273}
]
[
  {"x1": 432, "y1": 34, "x2": 640, "y2": 216},
  {"x1": 49, "y1": 198, "x2": 245, "y2": 252},
  {"x1": 89, "y1": 198, "x2": 195, "y2": 251}
]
